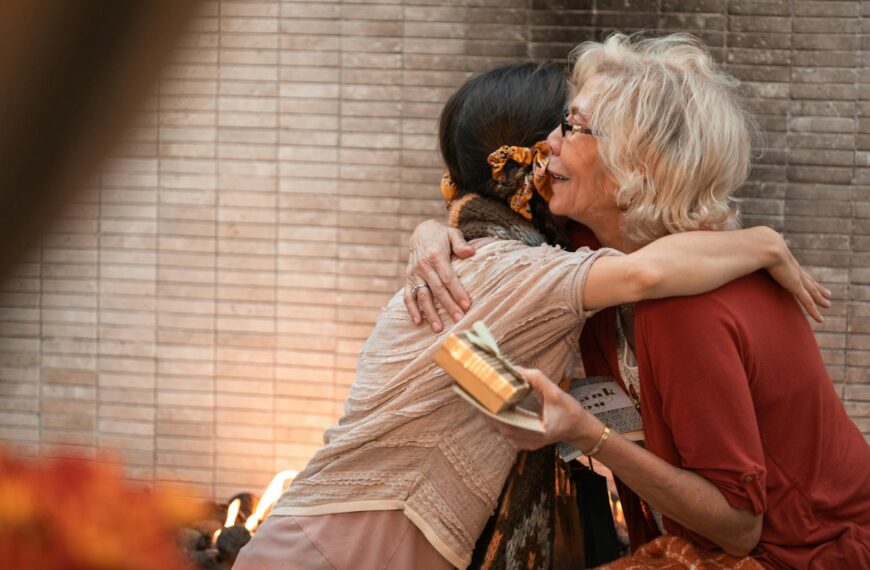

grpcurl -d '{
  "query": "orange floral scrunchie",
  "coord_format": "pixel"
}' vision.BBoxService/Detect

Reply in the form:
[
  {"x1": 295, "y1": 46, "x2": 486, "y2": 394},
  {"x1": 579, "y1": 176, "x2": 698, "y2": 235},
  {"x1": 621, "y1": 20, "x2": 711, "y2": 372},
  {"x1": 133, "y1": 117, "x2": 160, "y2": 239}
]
[
  {"x1": 440, "y1": 172, "x2": 458, "y2": 205},
  {"x1": 487, "y1": 140, "x2": 552, "y2": 221},
  {"x1": 439, "y1": 141, "x2": 552, "y2": 222}
]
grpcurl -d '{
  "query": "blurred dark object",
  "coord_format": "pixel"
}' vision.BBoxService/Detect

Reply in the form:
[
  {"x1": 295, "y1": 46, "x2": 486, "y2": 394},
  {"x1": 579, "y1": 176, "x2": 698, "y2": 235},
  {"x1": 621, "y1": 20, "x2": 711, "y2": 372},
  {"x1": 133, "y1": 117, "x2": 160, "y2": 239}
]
[
  {"x1": 193, "y1": 518, "x2": 223, "y2": 538},
  {"x1": 178, "y1": 526, "x2": 211, "y2": 553},
  {"x1": 215, "y1": 525, "x2": 251, "y2": 567},
  {"x1": 0, "y1": 0, "x2": 199, "y2": 277},
  {"x1": 227, "y1": 492, "x2": 258, "y2": 526},
  {"x1": 571, "y1": 462, "x2": 624, "y2": 567}
]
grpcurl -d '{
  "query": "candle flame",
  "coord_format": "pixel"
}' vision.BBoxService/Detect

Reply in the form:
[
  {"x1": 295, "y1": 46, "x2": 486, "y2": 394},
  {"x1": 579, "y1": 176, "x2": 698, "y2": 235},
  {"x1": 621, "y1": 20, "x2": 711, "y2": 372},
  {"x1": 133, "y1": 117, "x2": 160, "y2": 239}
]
[
  {"x1": 224, "y1": 498, "x2": 241, "y2": 528},
  {"x1": 609, "y1": 491, "x2": 626, "y2": 529},
  {"x1": 244, "y1": 470, "x2": 297, "y2": 532}
]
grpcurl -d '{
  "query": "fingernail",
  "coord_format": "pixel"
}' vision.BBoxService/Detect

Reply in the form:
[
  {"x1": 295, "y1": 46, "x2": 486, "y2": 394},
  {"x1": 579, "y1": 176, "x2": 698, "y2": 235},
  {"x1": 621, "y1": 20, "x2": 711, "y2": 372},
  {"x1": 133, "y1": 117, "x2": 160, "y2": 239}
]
[
  {"x1": 453, "y1": 312, "x2": 463, "y2": 322},
  {"x1": 413, "y1": 317, "x2": 421, "y2": 325},
  {"x1": 461, "y1": 300, "x2": 470, "y2": 310},
  {"x1": 432, "y1": 323, "x2": 442, "y2": 332}
]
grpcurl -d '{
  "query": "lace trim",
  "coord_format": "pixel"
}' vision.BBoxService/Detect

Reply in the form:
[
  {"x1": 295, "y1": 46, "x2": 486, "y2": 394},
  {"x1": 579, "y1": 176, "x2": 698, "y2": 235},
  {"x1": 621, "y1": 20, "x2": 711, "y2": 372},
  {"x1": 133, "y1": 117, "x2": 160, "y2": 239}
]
[
  {"x1": 616, "y1": 309, "x2": 642, "y2": 408},
  {"x1": 439, "y1": 433, "x2": 502, "y2": 506},
  {"x1": 410, "y1": 479, "x2": 474, "y2": 555}
]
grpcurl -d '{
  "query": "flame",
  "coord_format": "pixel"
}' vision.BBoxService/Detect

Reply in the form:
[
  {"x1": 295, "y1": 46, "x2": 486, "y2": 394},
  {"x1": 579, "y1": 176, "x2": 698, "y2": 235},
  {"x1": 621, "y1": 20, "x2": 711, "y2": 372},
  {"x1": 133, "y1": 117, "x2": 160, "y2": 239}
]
[
  {"x1": 244, "y1": 470, "x2": 297, "y2": 532},
  {"x1": 608, "y1": 491, "x2": 626, "y2": 530},
  {"x1": 213, "y1": 497, "x2": 242, "y2": 544},
  {"x1": 614, "y1": 496, "x2": 624, "y2": 527},
  {"x1": 224, "y1": 498, "x2": 241, "y2": 528}
]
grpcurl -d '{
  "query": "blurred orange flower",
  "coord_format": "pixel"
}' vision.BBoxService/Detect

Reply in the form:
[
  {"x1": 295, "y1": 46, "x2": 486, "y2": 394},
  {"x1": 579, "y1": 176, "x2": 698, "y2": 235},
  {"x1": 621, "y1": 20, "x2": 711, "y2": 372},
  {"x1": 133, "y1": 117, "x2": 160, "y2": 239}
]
[{"x1": 0, "y1": 449, "x2": 201, "y2": 570}]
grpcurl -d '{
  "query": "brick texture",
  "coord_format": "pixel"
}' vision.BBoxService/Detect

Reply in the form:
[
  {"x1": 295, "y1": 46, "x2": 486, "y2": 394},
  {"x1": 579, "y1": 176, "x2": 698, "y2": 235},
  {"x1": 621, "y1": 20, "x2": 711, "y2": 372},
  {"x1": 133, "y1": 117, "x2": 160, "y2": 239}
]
[{"x1": 0, "y1": 0, "x2": 867, "y2": 500}]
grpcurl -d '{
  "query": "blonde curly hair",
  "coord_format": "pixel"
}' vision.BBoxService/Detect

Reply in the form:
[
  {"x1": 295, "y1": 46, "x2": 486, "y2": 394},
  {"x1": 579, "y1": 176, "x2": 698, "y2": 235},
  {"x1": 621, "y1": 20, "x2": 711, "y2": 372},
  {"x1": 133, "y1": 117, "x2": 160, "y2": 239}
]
[{"x1": 571, "y1": 33, "x2": 752, "y2": 245}]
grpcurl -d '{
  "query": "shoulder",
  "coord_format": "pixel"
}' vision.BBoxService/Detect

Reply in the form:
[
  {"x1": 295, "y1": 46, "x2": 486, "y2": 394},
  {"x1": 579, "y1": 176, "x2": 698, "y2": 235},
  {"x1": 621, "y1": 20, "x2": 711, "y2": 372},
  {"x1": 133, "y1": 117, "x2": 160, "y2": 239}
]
[
  {"x1": 636, "y1": 271, "x2": 781, "y2": 325},
  {"x1": 454, "y1": 241, "x2": 618, "y2": 315},
  {"x1": 632, "y1": 272, "x2": 786, "y2": 354},
  {"x1": 460, "y1": 240, "x2": 611, "y2": 268}
]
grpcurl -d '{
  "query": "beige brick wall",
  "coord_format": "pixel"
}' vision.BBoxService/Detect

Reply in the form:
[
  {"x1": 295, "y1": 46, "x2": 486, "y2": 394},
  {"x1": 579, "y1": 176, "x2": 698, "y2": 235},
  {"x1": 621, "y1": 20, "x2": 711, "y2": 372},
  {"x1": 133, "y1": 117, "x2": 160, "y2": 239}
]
[{"x1": 0, "y1": 0, "x2": 867, "y2": 501}]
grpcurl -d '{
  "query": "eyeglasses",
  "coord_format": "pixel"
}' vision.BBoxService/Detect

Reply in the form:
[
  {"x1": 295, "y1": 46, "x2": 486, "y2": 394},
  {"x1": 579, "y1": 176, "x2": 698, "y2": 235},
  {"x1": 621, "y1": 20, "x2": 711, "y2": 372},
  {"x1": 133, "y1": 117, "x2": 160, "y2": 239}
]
[{"x1": 560, "y1": 112, "x2": 595, "y2": 138}]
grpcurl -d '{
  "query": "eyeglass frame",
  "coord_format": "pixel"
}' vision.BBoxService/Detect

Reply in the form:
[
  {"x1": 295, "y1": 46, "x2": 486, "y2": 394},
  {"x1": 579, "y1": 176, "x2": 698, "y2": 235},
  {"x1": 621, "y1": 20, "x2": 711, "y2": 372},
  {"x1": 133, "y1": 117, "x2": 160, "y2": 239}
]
[{"x1": 560, "y1": 111, "x2": 596, "y2": 138}]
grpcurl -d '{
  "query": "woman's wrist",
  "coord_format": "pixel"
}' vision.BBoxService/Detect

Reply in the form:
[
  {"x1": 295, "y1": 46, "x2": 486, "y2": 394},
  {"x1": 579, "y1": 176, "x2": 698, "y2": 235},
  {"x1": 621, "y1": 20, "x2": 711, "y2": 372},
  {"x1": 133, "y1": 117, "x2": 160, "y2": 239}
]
[
  {"x1": 754, "y1": 226, "x2": 785, "y2": 268},
  {"x1": 568, "y1": 414, "x2": 607, "y2": 453}
]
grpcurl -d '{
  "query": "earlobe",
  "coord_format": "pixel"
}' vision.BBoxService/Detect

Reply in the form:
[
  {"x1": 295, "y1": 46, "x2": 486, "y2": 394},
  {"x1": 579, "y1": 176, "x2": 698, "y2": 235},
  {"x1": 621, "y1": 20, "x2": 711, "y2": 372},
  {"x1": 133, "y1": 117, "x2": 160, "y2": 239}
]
[
  {"x1": 614, "y1": 172, "x2": 641, "y2": 212},
  {"x1": 613, "y1": 187, "x2": 629, "y2": 211}
]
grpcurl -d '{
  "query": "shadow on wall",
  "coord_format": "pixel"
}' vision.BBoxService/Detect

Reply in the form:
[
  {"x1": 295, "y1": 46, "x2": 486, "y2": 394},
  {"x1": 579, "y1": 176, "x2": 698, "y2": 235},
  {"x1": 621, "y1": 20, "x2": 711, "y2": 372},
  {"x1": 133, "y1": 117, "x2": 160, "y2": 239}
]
[{"x1": 0, "y1": 0, "x2": 200, "y2": 278}]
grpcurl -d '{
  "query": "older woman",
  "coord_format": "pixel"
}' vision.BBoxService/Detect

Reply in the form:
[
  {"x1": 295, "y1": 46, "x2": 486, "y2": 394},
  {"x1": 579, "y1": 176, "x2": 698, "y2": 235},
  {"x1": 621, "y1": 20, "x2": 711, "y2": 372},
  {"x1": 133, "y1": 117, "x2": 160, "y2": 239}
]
[
  {"x1": 408, "y1": 34, "x2": 870, "y2": 568},
  {"x1": 234, "y1": 61, "x2": 826, "y2": 570}
]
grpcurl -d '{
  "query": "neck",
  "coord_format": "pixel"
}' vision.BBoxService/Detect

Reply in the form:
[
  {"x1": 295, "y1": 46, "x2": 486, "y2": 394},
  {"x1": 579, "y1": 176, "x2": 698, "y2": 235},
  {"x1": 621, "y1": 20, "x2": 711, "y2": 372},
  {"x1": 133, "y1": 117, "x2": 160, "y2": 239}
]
[
  {"x1": 450, "y1": 195, "x2": 547, "y2": 247},
  {"x1": 588, "y1": 215, "x2": 638, "y2": 253},
  {"x1": 595, "y1": 226, "x2": 628, "y2": 252}
]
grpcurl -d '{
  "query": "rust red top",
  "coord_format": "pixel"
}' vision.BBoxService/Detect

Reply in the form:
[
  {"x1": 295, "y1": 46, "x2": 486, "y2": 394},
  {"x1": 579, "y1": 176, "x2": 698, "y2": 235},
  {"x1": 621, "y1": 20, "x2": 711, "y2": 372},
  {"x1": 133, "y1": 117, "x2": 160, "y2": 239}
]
[
  {"x1": 634, "y1": 272, "x2": 870, "y2": 568},
  {"x1": 569, "y1": 221, "x2": 870, "y2": 568}
]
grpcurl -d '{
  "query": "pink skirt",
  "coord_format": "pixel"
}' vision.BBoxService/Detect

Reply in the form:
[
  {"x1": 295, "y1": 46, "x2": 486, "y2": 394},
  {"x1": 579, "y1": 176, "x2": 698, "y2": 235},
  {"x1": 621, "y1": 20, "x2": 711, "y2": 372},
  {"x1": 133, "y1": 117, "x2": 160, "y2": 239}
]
[{"x1": 233, "y1": 510, "x2": 455, "y2": 570}]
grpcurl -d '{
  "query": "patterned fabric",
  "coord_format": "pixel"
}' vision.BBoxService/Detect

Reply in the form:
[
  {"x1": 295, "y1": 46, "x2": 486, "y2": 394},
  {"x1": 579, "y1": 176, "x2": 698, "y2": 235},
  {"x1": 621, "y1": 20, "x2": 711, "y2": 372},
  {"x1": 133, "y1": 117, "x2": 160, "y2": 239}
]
[
  {"x1": 470, "y1": 448, "x2": 584, "y2": 570},
  {"x1": 597, "y1": 535, "x2": 763, "y2": 569}
]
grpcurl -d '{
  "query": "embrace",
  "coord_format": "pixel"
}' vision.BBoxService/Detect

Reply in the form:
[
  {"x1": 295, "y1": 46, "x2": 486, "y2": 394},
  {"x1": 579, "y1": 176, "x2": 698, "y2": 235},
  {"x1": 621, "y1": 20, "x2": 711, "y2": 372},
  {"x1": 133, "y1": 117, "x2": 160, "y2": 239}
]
[{"x1": 236, "y1": 33, "x2": 870, "y2": 569}]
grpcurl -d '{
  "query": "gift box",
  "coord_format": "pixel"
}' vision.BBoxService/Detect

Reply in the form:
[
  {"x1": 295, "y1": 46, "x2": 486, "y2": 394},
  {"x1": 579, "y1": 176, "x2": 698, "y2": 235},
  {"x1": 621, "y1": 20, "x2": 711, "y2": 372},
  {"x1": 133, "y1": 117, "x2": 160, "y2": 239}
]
[{"x1": 433, "y1": 321, "x2": 529, "y2": 414}]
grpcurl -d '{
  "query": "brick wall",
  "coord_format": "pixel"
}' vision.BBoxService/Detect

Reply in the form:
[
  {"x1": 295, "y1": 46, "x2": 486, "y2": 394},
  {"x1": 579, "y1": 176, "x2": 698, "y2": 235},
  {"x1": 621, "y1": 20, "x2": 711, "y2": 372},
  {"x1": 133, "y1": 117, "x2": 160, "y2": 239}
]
[{"x1": 0, "y1": 0, "x2": 867, "y2": 501}]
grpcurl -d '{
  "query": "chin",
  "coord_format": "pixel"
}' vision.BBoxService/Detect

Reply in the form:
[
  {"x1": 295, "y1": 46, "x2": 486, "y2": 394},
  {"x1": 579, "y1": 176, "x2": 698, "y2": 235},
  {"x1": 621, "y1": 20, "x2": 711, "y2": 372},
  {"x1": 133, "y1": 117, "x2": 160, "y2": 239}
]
[{"x1": 547, "y1": 198, "x2": 566, "y2": 217}]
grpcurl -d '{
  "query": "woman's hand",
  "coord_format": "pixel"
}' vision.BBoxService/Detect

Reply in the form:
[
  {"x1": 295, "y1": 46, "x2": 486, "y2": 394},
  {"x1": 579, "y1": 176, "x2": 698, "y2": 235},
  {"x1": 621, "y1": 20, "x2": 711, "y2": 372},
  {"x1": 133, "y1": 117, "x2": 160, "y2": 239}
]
[
  {"x1": 763, "y1": 229, "x2": 832, "y2": 323},
  {"x1": 404, "y1": 219, "x2": 475, "y2": 332},
  {"x1": 484, "y1": 367, "x2": 604, "y2": 453}
]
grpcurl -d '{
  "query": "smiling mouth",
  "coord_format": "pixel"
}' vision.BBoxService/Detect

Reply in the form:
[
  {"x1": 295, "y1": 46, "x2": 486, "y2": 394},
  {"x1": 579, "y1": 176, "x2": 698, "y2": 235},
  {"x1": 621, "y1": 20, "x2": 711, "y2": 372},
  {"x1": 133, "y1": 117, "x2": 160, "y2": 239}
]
[{"x1": 550, "y1": 173, "x2": 569, "y2": 182}]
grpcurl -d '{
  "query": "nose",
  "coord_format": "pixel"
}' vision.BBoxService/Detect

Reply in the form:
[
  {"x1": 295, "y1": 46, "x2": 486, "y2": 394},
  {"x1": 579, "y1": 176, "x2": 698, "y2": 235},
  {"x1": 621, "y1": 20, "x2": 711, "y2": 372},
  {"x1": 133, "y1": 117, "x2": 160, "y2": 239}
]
[{"x1": 546, "y1": 126, "x2": 562, "y2": 156}]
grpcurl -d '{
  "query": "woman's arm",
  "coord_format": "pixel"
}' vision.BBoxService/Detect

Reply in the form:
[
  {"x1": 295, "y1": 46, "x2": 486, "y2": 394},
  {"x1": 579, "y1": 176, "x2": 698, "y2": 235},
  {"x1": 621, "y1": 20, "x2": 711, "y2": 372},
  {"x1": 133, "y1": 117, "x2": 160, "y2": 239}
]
[
  {"x1": 595, "y1": 428, "x2": 762, "y2": 556},
  {"x1": 405, "y1": 221, "x2": 831, "y2": 325},
  {"x1": 583, "y1": 226, "x2": 830, "y2": 321},
  {"x1": 488, "y1": 367, "x2": 763, "y2": 557}
]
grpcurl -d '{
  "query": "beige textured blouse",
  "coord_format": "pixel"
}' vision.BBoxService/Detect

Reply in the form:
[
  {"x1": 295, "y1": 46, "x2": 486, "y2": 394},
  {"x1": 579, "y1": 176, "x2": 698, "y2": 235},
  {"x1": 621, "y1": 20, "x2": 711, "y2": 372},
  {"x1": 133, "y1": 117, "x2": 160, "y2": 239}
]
[{"x1": 272, "y1": 240, "x2": 615, "y2": 568}]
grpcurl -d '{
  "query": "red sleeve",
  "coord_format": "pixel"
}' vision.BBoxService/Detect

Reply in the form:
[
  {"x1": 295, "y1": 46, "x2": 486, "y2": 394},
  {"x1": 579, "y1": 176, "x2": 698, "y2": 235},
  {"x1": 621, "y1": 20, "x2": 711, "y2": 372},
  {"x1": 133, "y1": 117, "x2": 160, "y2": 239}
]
[{"x1": 635, "y1": 295, "x2": 767, "y2": 518}]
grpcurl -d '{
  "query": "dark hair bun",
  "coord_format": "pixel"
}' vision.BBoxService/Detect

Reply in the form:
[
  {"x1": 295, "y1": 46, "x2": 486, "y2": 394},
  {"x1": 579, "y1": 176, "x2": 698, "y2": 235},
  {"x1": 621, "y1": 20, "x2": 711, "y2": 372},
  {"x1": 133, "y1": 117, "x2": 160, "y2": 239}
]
[{"x1": 438, "y1": 62, "x2": 569, "y2": 244}]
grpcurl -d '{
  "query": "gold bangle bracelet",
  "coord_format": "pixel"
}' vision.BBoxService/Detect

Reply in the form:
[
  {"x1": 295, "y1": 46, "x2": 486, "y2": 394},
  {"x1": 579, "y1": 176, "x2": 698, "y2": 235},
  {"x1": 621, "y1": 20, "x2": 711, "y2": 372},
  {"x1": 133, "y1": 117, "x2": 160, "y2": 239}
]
[{"x1": 583, "y1": 426, "x2": 611, "y2": 458}]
